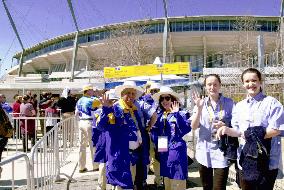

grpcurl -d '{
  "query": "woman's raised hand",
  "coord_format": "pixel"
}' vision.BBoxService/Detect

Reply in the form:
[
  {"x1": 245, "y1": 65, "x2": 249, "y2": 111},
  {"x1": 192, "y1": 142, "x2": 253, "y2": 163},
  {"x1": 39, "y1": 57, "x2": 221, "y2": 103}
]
[
  {"x1": 171, "y1": 101, "x2": 180, "y2": 113},
  {"x1": 100, "y1": 93, "x2": 112, "y2": 107},
  {"x1": 192, "y1": 90, "x2": 204, "y2": 109}
]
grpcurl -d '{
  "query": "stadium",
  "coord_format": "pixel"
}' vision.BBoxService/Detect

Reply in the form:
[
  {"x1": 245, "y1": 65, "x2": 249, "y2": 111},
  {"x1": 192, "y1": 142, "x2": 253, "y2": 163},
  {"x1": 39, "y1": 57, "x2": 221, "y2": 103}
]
[{"x1": 1, "y1": 15, "x2": 283, "y2": 102}]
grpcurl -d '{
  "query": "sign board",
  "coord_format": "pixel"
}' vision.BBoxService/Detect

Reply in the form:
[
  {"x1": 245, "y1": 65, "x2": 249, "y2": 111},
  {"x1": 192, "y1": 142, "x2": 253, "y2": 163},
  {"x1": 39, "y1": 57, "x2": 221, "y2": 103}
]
[{"x1": 104, "y1": 62, "x2": 190, "y2": 79}]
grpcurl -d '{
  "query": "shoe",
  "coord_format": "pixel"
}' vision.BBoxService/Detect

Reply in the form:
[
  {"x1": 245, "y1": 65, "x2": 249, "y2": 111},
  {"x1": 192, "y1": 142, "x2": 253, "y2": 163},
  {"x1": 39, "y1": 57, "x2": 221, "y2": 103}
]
[
  {"x1": 79, "y1": 168, "x2": 87, "y2": 173},
  {"x1": 92, "y1": 168, "x2": 99, "y2": 172}
]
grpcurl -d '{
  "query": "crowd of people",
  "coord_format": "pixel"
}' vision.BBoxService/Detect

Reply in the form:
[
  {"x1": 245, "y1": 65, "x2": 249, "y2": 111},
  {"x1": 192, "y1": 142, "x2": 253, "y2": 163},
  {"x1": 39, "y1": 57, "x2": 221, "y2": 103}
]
[
  {"x1": 0, "y1": 67, "x2": 284, "y2": 190},
  {"x1": 74, "y1": 68, "x2": 283, "y2": 190}
]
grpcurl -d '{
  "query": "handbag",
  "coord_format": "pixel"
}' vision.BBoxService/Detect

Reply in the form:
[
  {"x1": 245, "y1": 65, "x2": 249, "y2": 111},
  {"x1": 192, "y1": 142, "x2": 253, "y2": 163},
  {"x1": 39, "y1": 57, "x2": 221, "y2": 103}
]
[{"x1": 0, "y1": 107, "x2": 14, "y2": 138}]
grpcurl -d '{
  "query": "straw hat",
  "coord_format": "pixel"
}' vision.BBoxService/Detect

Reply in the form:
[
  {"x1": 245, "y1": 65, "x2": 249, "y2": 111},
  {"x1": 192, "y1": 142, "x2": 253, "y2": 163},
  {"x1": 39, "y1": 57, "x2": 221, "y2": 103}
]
[
  {"x1": 149, "y1": 82, "x2": 161, "y2": 90},
  {"x1": 152, "y1": 86, "x2": 182, "y2": 104},
  {"x1": 114, "y1": 81, "x2": 143, "y2": 99},
  {"x1": 80, "y1": 84, "x2": 94, "y2": 93},
  {"x1": 106, "y1": 89, "x2": 119, "y2": 100}
]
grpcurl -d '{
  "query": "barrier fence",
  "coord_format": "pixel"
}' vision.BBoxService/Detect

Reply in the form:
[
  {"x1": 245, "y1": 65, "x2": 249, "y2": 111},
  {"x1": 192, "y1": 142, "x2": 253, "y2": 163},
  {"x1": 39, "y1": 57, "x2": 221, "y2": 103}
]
[
  {"x1": 6, "y1": 116, "x2": 62, "y2": 155},
  {"x1": 0, "y1": 116, "x2": 78, "y2": 190},
  {"x1": 0, "y1": 153, "x2": 31, "y2": 190}
]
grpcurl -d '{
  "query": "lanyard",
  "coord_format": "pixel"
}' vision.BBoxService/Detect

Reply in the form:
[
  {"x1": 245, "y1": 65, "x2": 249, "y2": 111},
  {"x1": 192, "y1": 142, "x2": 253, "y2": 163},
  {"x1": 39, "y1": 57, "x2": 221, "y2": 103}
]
[
  {"x1": 206, "y1": 100, "x2": 224, "y2": 123},
  {"x1": 129, "y1": 109, "x2": 138, "y2": 128}
]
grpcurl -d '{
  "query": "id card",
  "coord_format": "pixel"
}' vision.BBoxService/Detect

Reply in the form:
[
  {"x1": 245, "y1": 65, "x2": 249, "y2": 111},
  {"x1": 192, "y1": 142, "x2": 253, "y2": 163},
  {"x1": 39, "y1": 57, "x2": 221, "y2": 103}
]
[{"x1": 158, "y1": 136, "x2": 168, "y2": 152}]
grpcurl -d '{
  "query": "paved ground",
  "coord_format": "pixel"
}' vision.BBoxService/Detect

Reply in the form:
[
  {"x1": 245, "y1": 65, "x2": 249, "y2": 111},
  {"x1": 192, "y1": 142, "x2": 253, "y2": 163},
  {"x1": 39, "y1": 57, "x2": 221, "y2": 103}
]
[{"x1": 1, "y1": 136, "x2": 283, "y2": 190}]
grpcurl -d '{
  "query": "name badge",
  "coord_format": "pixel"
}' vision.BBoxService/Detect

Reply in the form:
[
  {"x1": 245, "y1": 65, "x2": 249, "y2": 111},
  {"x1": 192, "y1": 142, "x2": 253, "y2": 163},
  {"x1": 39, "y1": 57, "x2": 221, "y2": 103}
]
[{"x1": 158, "y1": 136, "x2": 168, "y2": 152}]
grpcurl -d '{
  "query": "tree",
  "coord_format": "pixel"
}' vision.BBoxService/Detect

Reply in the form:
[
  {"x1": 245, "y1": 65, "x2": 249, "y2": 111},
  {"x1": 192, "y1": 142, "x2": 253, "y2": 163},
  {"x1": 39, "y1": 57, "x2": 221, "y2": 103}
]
[
  {"x1": 231, "y1": 16, "x2": 258, "y2": 67},
  {"x1": 90, "y1": 22, "x2": 155, "y2": 70}
]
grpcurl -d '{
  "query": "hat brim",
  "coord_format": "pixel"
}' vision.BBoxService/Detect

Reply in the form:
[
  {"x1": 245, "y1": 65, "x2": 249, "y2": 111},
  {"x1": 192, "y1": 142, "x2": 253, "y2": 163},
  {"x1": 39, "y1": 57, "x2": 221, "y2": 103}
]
[
  {"x1": 152, "y1": 91, "x2": 182, "y2": 105},
  {"x1": 79, "y1": 87, "x2": 94, "y2": 93},
  {"x1": 115, "y1": 85, "x2": 143, "y2": 99}
]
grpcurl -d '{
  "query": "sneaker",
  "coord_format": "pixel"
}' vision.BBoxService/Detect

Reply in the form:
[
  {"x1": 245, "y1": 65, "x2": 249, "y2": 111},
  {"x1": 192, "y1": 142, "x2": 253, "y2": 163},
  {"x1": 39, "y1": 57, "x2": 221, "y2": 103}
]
[{"x1": 79, "y1": 168, "x2": 87, "y2": 173}]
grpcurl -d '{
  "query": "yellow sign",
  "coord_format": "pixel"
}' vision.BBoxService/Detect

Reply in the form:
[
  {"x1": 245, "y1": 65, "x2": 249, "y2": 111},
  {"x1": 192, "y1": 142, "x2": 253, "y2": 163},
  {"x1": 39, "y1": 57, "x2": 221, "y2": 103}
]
[{"x1": 104, "y1": 62, "x2": 190, "y2": 79}]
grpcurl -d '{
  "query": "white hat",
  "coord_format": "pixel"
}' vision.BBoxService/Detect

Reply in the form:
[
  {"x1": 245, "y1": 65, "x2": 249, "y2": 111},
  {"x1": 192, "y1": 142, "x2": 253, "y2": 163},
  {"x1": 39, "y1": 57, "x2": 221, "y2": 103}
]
[
  {"x1": 106, "y1": 89, "x2": 119, "y2": 100},
  {"x1": 61, "y1": 87, "x2": 71, "y2": 98},
  {"x1": 152, "y1": 86, "x2": 182, "y2": 104},
  {"x1": 115, "y1": 81, "x2": 143, "y2": 99},
  {"x1": 149, "y1": 82, "x2": 161, "y2": 90}
]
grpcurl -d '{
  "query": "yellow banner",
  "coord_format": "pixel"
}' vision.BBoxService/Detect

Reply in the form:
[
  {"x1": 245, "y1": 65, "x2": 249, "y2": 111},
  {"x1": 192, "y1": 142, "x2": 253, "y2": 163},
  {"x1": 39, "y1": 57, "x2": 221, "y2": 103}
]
[{"x1": 104, "y1": 62, "x2": 190, "y2": 79}]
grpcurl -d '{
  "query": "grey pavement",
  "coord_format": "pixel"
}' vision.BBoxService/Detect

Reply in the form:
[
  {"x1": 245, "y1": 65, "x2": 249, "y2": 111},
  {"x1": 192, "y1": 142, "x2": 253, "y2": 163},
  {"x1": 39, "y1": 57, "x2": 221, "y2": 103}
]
[{"x1": 1, "y1": 136, "x2": 284, "y2": 190}]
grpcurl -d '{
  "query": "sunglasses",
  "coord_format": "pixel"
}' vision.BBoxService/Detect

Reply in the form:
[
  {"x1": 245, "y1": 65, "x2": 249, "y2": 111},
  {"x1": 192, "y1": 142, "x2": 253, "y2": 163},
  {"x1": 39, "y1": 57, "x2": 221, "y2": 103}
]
[
  {"x1": 160, "y1": 96, "x2": 171, "y2": 101},
  {"x1": 150, "y1": 89, "x2": 159, "y2": 93}
]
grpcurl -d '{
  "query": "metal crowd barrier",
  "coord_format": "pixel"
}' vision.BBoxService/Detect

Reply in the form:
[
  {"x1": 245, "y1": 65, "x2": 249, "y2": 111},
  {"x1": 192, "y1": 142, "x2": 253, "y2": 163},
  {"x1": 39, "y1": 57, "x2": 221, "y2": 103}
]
[
  {"x1": 0, "y1": 153, "x2": 31, "y2": 190},
  {"x1": 5, "y1": 116, "x2": 62, "y2": 155},
  {"x1": 1, "y1": 116, "x2": 77, "y2": 190},
  {"x1": 29, "y1": 116, "x2": 78, "y2": 190}
]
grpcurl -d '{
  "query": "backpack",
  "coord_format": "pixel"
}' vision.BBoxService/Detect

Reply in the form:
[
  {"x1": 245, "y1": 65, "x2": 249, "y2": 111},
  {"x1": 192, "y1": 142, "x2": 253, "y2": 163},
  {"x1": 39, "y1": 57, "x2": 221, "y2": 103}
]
[{"x1": 0, "y1": 106, "x2": 14, "y2": 138}]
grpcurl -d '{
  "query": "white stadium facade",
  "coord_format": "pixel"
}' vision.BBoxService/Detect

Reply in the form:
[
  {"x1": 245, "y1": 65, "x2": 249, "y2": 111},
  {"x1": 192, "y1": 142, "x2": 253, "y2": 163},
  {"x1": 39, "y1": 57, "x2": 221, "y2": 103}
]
[{"x1": 1, "y1": 15, "x2": 283, "y2": 102}]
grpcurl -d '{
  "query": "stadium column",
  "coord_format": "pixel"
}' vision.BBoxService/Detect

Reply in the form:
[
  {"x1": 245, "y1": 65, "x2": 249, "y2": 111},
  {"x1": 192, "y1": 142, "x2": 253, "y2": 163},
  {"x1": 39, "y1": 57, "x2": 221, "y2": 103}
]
[
  {"x1": 202, "y1": 36, "x2": 207, "y2": 68},
  {"x1": 82, "y1": 47, "x2": 91, "y2": 71}
]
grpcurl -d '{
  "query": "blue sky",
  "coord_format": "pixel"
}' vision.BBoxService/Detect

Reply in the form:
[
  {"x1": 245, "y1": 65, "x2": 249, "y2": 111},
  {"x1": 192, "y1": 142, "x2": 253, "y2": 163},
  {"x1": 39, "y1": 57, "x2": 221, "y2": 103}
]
[{"x1": 0, "y1": 0, "x2": 281, "y2": 76}]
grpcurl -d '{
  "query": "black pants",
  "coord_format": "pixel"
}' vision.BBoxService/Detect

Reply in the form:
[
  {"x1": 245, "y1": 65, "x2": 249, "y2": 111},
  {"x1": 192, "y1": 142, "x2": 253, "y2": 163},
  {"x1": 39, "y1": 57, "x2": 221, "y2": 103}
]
[
  {"x1": 0, "y1": 136, "x2": 8, "y2": 162},
  {"x1": 240, "y1": 169, "x2": 278, "y2": 190},
  {"x1": 199, "y1": 164, "x2": 229, "y2": 190},
  {"x1": 134, "y1": 145, "x2": 146, "y2": 190},
  {"x1": 22, "y1": 134, "x2": 36, "y2": 152}
]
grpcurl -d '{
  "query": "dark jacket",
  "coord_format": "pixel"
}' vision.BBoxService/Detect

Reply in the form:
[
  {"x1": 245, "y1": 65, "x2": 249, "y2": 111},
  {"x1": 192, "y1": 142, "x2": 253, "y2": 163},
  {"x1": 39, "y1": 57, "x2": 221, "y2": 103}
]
[{"x1": 239, "y1": 126, "x2": 271, "y2": 182}]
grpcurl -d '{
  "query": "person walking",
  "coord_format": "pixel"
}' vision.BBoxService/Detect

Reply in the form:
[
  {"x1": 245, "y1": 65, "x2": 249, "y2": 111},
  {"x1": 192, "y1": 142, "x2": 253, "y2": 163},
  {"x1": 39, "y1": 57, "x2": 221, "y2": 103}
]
[
  {"x1": 75, "y1": 84, "x2": 101, "y2": 173},
  {"x1": 217, "y1": 68, "x2": 284, "y2": 190},
  {"x1": 20, "y1": 95, "x2": 36, "y2": 152}
]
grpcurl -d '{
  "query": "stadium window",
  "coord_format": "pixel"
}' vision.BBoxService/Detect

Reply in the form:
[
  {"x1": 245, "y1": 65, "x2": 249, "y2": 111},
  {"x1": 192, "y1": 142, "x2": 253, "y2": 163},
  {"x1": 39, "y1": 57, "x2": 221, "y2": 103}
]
[
  {"x1": 218, "y1": 21, "x2": 229, "y2": 31},
  {"x1": 54, "y1": 42, "x2": 61, "y2": 50},
  {"x1": 78, "y1": 36, "x2": 87, "y2": 43},
  {"x1": 184, "y1": 55, "x2": 190, "y2": 62},
  {"x1": 175, "y1": 22, "x2": 183, "y2": 32},
  {"x1": 94, "y1": 34, "x2": 100, "y2": 41},
  {"x1": 192, "y1": 21, "x2": 199, "y2": 31},
  {"x1": 104, "y1": 31, "x2": 110, "y2": 38},
  {"x1": 230, "y1": 20, "x2": 237, "y2": 31},
  {"x1": 212, "y1": 21, "x2": 219, "y2": 31},
  {"x1": 175, "y1": 55, "x2": 182, "y2": 62},
  {"x1": 159, "y1": 23, "x2": 164, "y2": 33},
  {"x1": 200, "y1": 20, "x2": 205, "y2": 31},
  {"x1": 169, "y1": 22, "x2": 175, "y2": 32},
  {"x1": 99, "y1": 32, "x2": 105, "y2": 40},
  {"x1": 88, "y1": 34, "x2": 95, "y2": 42},
  {"x1": 271, "y1": 22, "x2": 278, "y2": 32},
  {"x1": 258, "y1": 21, "x2": 268, "y2": 31},
  {"x1": 183, "y1": 21, "x2": 191, "y2": 31},
  {"x1": 205, "y1": 21, "x2": 212, "y2": 31}
]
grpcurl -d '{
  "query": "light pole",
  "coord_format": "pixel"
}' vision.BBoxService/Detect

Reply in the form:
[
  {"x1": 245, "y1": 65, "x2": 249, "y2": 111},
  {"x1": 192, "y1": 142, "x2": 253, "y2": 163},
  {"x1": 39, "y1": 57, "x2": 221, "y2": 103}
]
[{"x1": 162, "y1": 0, "x2": 169, "y2": 64}]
